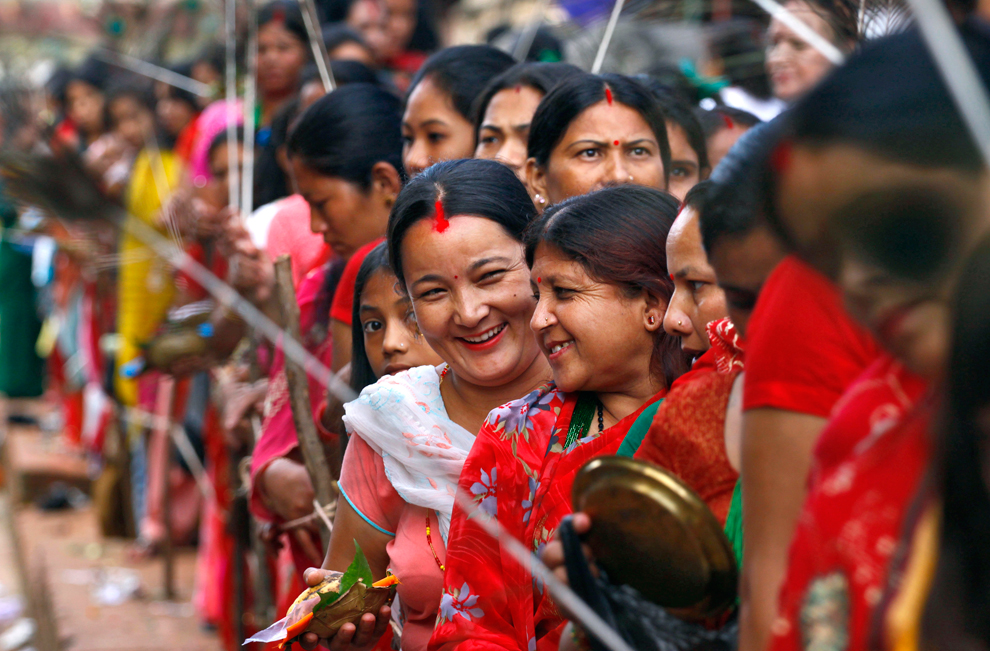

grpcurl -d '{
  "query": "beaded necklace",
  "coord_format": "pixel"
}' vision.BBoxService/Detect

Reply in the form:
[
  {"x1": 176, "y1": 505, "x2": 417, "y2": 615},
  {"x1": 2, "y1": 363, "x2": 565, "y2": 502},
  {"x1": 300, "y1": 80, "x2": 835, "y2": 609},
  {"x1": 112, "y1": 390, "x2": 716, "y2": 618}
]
[{"x1": 564, "y1": 392, "x2": 605, "y2": 448}]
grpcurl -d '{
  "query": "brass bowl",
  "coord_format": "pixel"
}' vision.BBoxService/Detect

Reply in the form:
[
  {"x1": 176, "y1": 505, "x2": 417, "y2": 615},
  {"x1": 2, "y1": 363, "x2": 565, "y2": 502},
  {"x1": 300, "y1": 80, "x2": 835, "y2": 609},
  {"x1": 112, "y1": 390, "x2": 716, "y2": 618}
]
[
  {"x1": 289, "y1": 573, "x2": 396, "y2": 639},
  {"x1": 572, "y1": 456, "x2": 737, "y2": 620}
]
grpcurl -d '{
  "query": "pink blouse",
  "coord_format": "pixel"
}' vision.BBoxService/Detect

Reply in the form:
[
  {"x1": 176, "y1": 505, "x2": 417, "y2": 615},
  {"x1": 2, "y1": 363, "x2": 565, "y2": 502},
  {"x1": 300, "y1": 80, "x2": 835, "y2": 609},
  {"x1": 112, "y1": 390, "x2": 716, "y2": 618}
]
[{"x1": 339, "y1": 435, "x2": 446, "y2": 651}]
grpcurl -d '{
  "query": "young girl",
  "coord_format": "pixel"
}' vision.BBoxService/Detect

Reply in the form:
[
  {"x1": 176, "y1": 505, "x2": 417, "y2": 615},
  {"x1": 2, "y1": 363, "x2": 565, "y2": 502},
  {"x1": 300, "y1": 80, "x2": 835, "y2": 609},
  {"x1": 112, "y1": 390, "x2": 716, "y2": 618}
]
[{"x1": 349, "y1": 241, "x2": 442, "y2": 393}]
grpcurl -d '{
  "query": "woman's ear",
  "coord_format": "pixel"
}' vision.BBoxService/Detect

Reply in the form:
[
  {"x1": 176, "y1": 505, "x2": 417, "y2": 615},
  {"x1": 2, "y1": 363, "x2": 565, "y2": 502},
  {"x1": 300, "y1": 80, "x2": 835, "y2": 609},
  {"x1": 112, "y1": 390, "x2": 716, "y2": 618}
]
[
  {"x1": 643, "y1": 290, "x2": 667, "y2": 332},
  {"x1": 370, "y1": 161, "x2": 402, "y2": 205},
  {"x1": 525, "y1": 158, "x2": 549, "y2": 211}
]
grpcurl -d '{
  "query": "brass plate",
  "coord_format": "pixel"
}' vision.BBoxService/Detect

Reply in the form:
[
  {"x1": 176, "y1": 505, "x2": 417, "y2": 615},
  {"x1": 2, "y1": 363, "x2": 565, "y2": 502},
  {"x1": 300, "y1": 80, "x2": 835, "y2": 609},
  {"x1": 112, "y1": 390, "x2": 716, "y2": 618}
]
[{"x1": 572, "y1": 456, "x2": 737, "y2": 619}]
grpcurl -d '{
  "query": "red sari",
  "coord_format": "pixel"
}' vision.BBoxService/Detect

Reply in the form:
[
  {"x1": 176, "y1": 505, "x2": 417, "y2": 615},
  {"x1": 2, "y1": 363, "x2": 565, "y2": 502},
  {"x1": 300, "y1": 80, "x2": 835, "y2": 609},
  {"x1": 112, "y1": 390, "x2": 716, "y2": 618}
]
[
  {"x1": 429, "y1": 385, "x2": 665, "y2": 651},
  {"x1": 634, "y1": 319, "x2": 743, "y2": 524},
  {"x1": 768, "y1": 356, "x2": 930, "y2": 651}
]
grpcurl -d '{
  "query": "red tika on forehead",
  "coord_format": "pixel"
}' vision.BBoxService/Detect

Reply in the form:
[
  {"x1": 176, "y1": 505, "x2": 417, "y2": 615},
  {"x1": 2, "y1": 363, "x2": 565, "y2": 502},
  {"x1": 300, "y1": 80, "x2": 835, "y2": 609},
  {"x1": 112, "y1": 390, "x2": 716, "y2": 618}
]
[
  {"x1": 433, "y1": 199, "x2": 449, "y2": 233},
  {"x1": 272, "y1": 6, "x2": 285, "y2": 23},
  {"x1": 604, "y1": 87, "x2": 614, "y2": 106},
  {"x1": 720, "y1": 113, "x2": 734, "y2": 130}
]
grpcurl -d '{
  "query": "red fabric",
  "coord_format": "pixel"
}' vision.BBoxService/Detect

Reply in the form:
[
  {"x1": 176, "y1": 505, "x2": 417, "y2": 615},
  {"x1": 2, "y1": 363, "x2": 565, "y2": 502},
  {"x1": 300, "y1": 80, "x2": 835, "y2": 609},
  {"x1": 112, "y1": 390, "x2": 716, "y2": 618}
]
[
  {"x1": 810, "y1": 354, "x2": 928, "y2": 484},
  {"x1": 743, "y1": 256, "x2": 881, "y2": 417},
  {"x1": 635, "y1": 319, "x2": 744, "y2": 524},
  {"x1": 175, "y1": 240, "x2": 229, "y2": 302},
  {"x1": 430, "y1": 386, "x2": 665, "y2": 651},
  {"x1": 174, "y1": 116, "x2": 201, "y2": 165},
  {"x1": 330, "y1": 238, "x2": 384, "y2": 325},
  {"x1": 195, "y1": 401, "x2": 240, "y2": 649},
  {"x1": 768, "y1": 361, "x2": 931, "y2": 651},
  {"x1": 670, "y1": 347, "x2": 718, "y2": 391}
]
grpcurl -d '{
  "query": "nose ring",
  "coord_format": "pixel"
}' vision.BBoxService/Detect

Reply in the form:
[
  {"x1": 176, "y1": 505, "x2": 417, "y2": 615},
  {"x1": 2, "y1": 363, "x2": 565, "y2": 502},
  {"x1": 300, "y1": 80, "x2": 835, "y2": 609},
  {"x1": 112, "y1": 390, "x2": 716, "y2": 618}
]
[
  {"x1": 545, "y1": 317, "x2": 549, "y2": 324},
  {"x1": 628, "y1": 175, "x2": 634, "y2": 181},
  {"x1": 677, "y1": 320, "x2": 682, "y2": 326}
]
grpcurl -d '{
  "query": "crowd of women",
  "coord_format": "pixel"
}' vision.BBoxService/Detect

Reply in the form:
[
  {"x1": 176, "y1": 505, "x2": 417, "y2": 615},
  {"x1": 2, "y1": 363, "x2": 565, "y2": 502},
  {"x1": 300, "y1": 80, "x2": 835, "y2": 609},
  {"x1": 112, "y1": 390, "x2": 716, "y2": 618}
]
[{"x1": 1, "y1": 0, "x2": 989, "y2": 649}]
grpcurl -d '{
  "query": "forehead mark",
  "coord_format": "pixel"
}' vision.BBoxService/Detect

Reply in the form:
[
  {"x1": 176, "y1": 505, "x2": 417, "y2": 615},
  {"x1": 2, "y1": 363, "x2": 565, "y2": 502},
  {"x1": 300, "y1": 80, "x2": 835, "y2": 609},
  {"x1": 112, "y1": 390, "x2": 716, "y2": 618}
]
[
  {"x1": 604, "y1": 87, "x2": 614, "y2": 106},
  {"x1": 433, "y1": 198, "x2": 449, "y2": 233}
]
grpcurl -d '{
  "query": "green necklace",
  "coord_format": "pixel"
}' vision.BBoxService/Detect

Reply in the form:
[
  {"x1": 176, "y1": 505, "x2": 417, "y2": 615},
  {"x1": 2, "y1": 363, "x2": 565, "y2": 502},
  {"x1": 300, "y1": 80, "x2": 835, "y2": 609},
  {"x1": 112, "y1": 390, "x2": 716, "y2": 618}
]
[{"x1": 564, "y1": 392, "x2": 605, "y2": 448}]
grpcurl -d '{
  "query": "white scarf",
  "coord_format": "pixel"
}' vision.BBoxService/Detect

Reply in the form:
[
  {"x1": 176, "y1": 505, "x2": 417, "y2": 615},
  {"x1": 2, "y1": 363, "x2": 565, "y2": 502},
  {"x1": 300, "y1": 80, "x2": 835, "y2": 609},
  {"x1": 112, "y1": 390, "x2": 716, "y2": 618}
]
[{"x1": 343, "y1": 365, "x2": 474, "y2": 542}]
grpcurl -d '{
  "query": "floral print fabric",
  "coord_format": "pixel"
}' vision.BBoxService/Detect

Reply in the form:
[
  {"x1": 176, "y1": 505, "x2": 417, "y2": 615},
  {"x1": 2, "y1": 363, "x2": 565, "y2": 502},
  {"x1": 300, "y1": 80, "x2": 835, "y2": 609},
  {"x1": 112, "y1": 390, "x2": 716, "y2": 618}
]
[{"x1": 429, "y1": 384, "x2": 664, "y2": 651}]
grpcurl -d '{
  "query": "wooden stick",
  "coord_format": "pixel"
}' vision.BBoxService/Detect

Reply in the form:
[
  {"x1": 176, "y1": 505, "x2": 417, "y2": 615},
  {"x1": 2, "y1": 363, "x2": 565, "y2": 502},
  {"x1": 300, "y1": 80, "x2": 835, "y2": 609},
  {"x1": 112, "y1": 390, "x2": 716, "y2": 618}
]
[
  {"x1": 272, "y1": 255, "x2": 336, "y2": 530},
  {"x1": 118, "y1": 412, "x2": 137, "y2": 539},
  {"x1": 159, "y1": 379, "x2": 176, "y2": 600}
]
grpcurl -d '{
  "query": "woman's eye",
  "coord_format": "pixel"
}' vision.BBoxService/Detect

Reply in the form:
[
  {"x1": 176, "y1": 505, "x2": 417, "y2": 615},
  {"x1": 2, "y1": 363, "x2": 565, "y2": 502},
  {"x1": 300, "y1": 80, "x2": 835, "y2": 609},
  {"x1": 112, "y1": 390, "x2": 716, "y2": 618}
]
[
  {"x1": 401, "y1": 135, "x2": 413, "y2": 147},
  {"x1": 690, "y1": 280, "x2": 707, "y2": 293},
  {"x1": 428, "y1": 132, "x2": 447, "y2": 144},
  {"x1": 577, "y1": 148, "x2": 600, "y2": 160},
  {"x1": 480, "y1": 135, "x2": 499, "y2": 146},
  {"x1": 362, "y1": 320, "x2": 383, "y2": 334},
  {"x1": 630, "y1": 147, "x2": 650, "y2": 157},
  {"x1": 671, "y1": 166, "x2": 689, "y2": 178},
  {"x1": 417, "y1": 287, "x2": 444, "y2": 300},
  {"x1": 479, "y1": 269, "x2": 507, "y2": 282},
  {"x1": 554, "y1": 287, "x2": 574, "y2": 299}
]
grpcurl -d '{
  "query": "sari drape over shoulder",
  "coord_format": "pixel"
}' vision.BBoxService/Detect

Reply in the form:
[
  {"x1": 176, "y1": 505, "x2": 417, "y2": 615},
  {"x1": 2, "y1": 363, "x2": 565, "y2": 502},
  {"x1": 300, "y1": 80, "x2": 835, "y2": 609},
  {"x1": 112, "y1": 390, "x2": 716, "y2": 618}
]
[
  {"x1": 339, "y1": 365, "x2": 476, "y2": 651},
  {"x1": 633, "y1": 319, "x2": 744, "y2": 523},
  {"x1": 429, "y1": 385, "x2": 665, "y2": 651},
  {"x1": 768, "y1": 356, "x2": 930, "y2": 651}
]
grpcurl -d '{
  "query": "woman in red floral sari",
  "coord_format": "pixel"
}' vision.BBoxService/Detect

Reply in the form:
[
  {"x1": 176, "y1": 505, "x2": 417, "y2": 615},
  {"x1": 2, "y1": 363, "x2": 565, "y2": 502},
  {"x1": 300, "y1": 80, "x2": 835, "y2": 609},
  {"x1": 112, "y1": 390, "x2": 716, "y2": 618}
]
[{"x1": 429, "y1": 185, "x2": 685, "y2": 651}]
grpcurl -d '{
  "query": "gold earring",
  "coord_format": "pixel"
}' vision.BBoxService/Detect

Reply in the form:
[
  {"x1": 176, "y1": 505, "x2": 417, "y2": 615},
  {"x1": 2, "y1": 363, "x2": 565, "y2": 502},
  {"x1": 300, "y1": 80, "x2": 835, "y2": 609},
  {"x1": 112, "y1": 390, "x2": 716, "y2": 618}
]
[{"x1": 535, "y1": 194, "x2": 546, "y2": 205}]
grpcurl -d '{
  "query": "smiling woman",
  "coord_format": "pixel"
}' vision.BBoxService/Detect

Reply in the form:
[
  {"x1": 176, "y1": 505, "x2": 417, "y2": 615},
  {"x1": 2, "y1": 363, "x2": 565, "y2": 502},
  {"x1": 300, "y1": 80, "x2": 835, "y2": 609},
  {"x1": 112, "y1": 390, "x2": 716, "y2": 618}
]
[
  {"x1": 430, "y1": 184, "x2": 683, "y2": 651},
  {"x1": 299, "y1": 159, "x2": 549, "y2": 651}
]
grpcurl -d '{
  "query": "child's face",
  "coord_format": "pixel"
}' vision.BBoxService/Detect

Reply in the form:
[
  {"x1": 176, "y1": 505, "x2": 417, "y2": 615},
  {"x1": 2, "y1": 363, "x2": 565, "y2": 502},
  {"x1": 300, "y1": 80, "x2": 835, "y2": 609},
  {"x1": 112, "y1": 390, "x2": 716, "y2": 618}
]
[
  {"x1": 359, "y1": 268, "x2": 442, "y2": 378},
  {"x1": 65, "y1": 80, "x2": 105, "y2": 136},
  {"x1": 110, "y1": 96, "x2": 154, "y2": 150}
]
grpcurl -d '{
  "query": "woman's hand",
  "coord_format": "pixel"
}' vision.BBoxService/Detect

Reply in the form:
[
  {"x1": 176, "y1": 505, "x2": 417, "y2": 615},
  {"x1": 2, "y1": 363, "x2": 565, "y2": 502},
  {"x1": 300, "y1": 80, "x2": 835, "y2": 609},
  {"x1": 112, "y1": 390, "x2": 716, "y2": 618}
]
[
  {"x1": 261, "y1": 458, "x2": 316, "y2": 522},
  {"x1": 298, "y1": 568, "x2": 392, "y2": 651},
  {"x1": 540, "y1": 512, "x2": 594, "y2": 586}
]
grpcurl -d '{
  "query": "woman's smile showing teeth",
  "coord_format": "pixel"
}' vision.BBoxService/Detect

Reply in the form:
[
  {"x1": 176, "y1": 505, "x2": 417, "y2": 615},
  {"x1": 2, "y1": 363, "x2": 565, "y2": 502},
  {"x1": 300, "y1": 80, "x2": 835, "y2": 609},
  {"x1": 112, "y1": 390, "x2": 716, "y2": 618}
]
[
  {"x1": 547, "y1": 340, "x2": 574, "y2": 359},
  {"x1": 459, "y1": 323, "x2": 507, "y2": 349}
]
